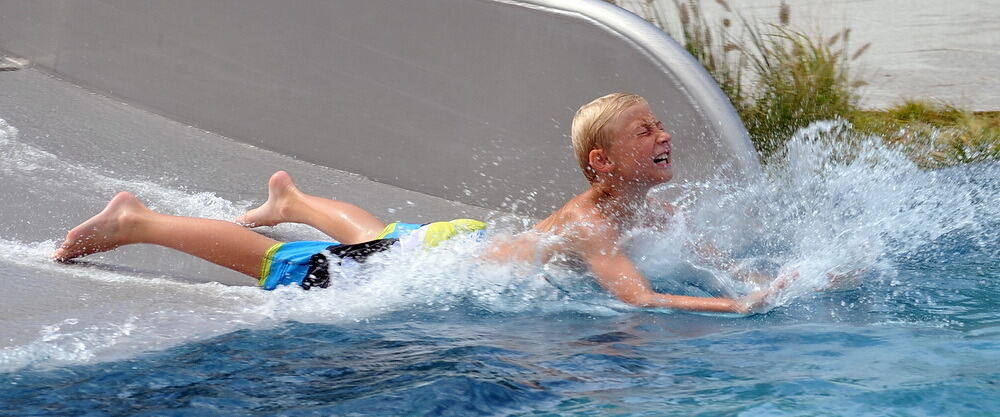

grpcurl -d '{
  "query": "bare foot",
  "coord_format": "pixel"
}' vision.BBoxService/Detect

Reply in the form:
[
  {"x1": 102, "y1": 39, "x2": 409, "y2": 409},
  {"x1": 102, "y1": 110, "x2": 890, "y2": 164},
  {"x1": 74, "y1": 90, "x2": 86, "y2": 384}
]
[
  {"x1": 234, "y1": 170, "x2": 303, "y2": 227},
  {"x1": 52, "y1": 192, "x2": 145, "y2": 261}
]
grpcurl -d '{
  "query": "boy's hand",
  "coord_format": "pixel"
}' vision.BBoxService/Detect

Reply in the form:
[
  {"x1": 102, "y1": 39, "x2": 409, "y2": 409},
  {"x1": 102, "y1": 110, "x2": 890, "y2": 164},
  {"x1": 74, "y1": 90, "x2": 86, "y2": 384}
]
[
  {"x1": 739, "y1": 289, "x2": 770, "y2": 314},
  {"x1": 773, "y1": 270, "x2": 799, "y2": 290},
  {"x1": 739, "y1": 270, "x2": 799, "y2": 314}
]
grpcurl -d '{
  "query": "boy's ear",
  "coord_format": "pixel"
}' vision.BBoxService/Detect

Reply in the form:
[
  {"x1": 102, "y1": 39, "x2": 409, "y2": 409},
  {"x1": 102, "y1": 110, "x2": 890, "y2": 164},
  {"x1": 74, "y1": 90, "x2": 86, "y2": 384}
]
[{"x1": 588, "y1": 149, "x2": 614, "y2": 174}]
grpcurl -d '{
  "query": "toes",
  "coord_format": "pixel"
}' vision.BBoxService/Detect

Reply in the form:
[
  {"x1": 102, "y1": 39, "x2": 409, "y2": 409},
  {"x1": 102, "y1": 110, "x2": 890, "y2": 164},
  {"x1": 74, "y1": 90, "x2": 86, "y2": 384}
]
[
  {"x1": 235, "y1": 219, "x2": 256, "y2": 227},
  {"x1": 233, "y1": 213, "x2": 259, "y2": 227},
  {"x1": 52, "y1": 247, "x2": 73, "y2": 261}
]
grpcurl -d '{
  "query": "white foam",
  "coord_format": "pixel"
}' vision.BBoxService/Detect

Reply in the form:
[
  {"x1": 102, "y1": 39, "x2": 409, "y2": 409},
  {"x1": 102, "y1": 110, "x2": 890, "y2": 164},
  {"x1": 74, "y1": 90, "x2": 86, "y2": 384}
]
[
  {"x1": 0, "y1": 318, "x2": 139, "y2": 372},
  {"x1": 0, "y1": 237, "x2": 279, "y2": 371},
  {"x1": 248, "y1": 233, "x2": 610, "y2": 323}
]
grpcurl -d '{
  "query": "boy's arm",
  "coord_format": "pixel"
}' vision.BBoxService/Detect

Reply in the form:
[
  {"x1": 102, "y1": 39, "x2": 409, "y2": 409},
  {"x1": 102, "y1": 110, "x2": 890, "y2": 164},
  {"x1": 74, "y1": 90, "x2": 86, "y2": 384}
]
[
  {"x1": 586, "y1": 250, "x2": 759, "y2": 313},
  {"x1": 580, "y1": 231, "x2": 768, "y2": 314}
]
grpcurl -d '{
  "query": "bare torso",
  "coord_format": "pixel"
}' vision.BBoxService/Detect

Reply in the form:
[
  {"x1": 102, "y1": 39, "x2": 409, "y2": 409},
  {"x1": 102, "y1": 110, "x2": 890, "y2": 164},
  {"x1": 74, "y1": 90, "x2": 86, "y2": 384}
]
[{"x1": 482, "y1": 189, "x2": 642, "y2": 266}]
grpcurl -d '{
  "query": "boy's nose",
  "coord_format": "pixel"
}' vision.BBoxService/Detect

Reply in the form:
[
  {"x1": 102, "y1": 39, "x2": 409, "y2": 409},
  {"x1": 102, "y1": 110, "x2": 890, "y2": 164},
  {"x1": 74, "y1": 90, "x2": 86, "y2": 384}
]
[{"x1": 657, "y1": 130, "x2": 671, "y2": 143}]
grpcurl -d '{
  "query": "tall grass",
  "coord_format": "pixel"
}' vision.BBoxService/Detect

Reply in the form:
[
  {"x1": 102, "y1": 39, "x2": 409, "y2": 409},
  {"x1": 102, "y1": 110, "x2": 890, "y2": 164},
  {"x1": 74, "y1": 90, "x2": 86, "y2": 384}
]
[{"x1": 741, "y1": 26, "x2": 869, "y2": 158}]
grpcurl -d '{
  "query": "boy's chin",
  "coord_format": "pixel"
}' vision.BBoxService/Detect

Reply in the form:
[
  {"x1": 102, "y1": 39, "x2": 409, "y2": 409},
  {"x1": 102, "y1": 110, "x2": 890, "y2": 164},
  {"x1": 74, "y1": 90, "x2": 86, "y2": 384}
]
[
  {"x1": 651, "y1": 168, "x2": 673, "y2": 183},
  {"x1": 636, "y1": 172, "x2": 672, "y2": 187}
]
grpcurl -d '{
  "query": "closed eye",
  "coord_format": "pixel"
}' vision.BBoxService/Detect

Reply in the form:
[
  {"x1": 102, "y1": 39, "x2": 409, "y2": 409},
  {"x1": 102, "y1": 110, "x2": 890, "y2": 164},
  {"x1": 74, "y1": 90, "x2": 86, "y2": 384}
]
[{"x1": 635, "y1": 121, "x2": 663, "y2": 137}]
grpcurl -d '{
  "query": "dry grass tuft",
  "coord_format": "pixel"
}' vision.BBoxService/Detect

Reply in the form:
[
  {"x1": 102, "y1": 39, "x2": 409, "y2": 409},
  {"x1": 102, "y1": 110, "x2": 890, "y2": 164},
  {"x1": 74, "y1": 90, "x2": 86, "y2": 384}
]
[{"x1": 778, "y1": 1, "x2": 790, "y2": 26}]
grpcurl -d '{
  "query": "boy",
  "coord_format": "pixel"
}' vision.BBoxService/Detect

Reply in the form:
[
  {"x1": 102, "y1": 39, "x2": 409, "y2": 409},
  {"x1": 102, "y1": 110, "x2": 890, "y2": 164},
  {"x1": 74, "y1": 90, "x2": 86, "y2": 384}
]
[{"x1": 53, "y1": 93, "x2": 783, "y2": 313}]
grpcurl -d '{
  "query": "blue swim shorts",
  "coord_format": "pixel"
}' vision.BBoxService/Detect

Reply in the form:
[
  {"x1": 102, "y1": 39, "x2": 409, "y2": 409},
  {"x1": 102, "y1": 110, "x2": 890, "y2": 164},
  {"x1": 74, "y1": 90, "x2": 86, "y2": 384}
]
[
  {"x1": 257, "y1": 241, "x2": 335, "y2": 290},
  {"x1": 257, "y1": 219, "x2": 486, "y2": 290}
]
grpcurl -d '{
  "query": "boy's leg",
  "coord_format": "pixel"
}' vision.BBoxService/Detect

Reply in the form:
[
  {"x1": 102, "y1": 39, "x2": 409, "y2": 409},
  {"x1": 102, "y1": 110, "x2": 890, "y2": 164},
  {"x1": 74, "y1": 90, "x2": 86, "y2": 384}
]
[
  {"x1": 235, "y1": 171, "x2": 386, "y2": 244},
  {"x1": 54, "y1": 192, "x2": 279, "y2": 278}
]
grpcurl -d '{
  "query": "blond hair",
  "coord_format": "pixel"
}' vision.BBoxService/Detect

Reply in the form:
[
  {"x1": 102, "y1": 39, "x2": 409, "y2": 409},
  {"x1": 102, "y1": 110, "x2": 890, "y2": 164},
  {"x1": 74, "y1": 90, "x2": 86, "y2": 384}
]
[{"x1": 570, "y1": 93, "x2": 647, "y2": 182}]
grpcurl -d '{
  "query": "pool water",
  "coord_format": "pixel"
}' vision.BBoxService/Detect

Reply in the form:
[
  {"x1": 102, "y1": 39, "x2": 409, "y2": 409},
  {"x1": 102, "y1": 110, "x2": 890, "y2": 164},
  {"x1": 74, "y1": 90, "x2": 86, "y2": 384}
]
[{"x1": 1, "y1": 121, "x2": 998, "y2": 415}]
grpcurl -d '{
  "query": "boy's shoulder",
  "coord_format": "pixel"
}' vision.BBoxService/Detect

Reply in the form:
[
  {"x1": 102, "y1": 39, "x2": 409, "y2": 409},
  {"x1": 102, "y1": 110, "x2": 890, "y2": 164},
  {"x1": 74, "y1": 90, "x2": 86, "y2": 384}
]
[{"x1": 543, "y1": 193, "x2": 618, "y2": 241}]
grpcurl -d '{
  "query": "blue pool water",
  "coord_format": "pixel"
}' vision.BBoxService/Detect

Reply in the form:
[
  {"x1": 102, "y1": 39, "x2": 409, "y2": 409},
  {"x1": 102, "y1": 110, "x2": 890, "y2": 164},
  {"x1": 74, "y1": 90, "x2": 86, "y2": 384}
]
[{"x1": 2, "y1": 121, "x2": 998, "y2": 415}]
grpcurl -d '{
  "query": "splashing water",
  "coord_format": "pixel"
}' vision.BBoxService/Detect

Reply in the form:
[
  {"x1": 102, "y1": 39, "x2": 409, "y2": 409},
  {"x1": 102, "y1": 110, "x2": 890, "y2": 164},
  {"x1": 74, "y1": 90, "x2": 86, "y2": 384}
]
[{"x1": 642, "y1": 120, "x2": 998, "y2": 319}]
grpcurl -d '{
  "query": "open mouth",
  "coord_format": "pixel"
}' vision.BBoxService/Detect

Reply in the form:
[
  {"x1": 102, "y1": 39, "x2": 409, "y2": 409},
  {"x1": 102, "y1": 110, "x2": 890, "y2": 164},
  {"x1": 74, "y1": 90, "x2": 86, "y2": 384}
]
[{"x1": 653, "y1": 150, "x2": 671, "y2": 166}]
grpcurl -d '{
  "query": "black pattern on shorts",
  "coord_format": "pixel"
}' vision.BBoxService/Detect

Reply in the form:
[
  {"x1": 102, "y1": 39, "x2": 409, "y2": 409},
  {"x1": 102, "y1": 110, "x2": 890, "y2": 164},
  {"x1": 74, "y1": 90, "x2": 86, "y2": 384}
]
[{"x1": 301, "y1": 238, "x2": 399, "y2": 290}]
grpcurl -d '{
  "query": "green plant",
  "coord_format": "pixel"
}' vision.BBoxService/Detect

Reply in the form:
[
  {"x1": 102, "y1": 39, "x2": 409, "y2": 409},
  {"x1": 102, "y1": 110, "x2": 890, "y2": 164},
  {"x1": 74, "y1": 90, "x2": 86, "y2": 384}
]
[
  {"x1": 851, "y1": 101, "x2": 1000, "y2": 168},
  {"x1": 740, "y1": 24, "x2": 866, "y2": 158}
]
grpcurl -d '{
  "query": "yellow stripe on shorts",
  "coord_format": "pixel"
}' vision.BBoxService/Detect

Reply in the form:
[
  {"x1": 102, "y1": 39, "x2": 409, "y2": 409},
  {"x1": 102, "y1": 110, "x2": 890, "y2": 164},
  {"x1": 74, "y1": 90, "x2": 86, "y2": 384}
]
[
  {"x1": 257, "y1": 242, "x2": 284, "y2": 286},
  {"x1": 422, "y1": 219, "x2": 486, "y2": 248}
]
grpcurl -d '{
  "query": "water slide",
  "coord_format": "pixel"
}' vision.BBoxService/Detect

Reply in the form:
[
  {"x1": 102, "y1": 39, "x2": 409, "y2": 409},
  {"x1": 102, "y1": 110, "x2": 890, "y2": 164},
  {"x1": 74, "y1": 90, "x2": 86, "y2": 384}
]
[{"x1": 0, "y1": 1, "x2": 756, "y2": 368}]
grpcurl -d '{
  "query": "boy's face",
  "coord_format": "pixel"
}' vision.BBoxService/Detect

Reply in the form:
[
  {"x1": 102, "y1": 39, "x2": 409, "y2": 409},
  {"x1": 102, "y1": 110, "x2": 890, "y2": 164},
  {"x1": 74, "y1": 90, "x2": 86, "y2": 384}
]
[{"x1": 600, "y1": 103, "x2": 673, "y2": 186}]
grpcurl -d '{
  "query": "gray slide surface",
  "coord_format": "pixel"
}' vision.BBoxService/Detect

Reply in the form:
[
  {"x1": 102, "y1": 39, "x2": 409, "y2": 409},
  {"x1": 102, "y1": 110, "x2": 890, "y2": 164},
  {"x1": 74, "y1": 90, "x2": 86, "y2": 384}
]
[
  {"x1": 1, "y1": 0, "x2": 757, "y2": 216},
  {"x1": 0, "y1": 0, "x2": 757, "y2": 367}
]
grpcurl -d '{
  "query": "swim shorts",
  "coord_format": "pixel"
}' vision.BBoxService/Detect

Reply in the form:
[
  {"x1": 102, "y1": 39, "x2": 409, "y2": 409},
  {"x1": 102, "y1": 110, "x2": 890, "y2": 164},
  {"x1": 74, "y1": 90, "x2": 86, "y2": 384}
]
[{"x1": 257, "y1": 219, "x2": 486, "y2": 290}]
